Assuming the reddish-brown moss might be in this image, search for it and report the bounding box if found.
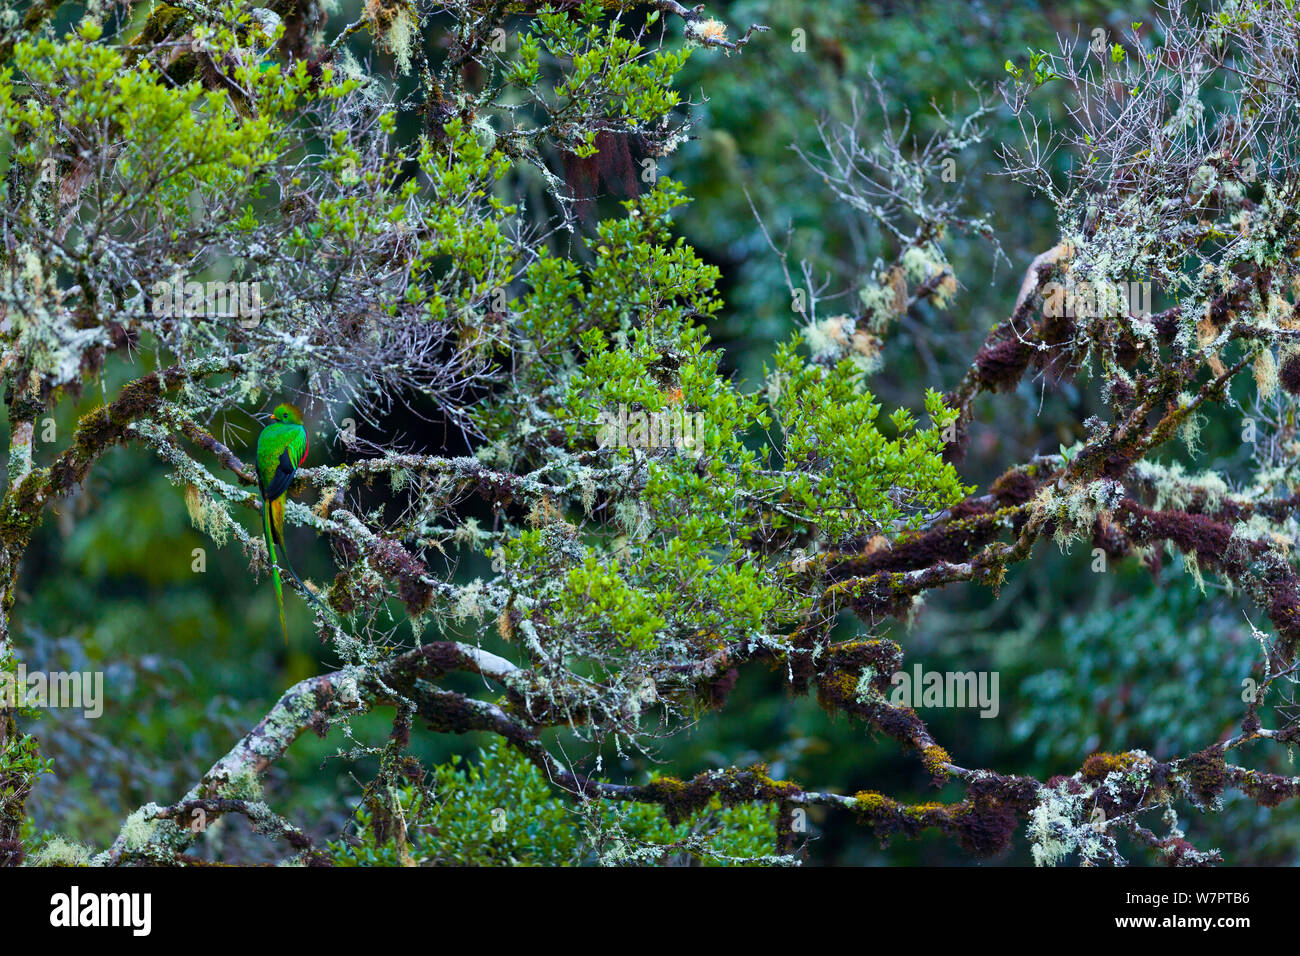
[698,667,739,708]
[1179,746,1227,807]
[990,468,1037,506]
[1280,352,1300,395]
[1107,375,1136,405]
[850,775,1034,859]
[1237,769,1300,808]
[973,337,1034,392]
[1117,500,1235,572]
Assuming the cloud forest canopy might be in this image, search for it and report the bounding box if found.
[2,0,1300,867]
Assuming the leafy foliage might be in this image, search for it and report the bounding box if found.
[328,738,779,866]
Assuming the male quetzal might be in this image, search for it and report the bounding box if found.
[256,402,313,641]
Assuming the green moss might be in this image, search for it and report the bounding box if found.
[215,765,264,802]
[0,467,50,549]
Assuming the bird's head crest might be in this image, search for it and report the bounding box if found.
[271,402,304,425]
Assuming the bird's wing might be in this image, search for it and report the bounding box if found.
[263,447,298,502]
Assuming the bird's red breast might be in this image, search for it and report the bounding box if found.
[298,431,309,467]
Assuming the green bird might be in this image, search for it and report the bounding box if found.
[256,402,313,642]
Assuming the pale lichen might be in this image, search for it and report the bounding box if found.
[25,836,95,867]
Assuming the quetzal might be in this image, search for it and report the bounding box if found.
[257,402,313,641]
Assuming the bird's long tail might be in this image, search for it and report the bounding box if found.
[276,546,324,611]
[263,498,288,643]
